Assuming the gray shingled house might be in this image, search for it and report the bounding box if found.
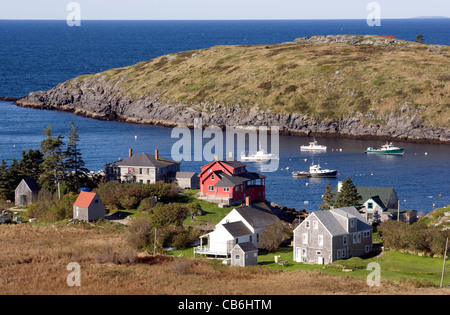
[73,191,105,222]
[15,178,40,206]
[176,172,200,189]
[231,242,258,266]
[293,207,373,265]
[105,149,180,184]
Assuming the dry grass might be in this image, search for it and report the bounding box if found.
[0,224,447,295]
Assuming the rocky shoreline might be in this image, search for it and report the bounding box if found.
[10,35,450,144]
[14,87,449,144]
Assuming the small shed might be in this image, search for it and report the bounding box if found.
[231,242,258,267]
[176,172,200,189]
[15,178,40,207]
[73,191,105,222]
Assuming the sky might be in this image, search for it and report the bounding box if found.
[0,0,449,20]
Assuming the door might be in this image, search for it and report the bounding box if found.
[295,247,302,262]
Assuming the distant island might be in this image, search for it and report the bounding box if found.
[15,34,450,144]
[411,16,450,19]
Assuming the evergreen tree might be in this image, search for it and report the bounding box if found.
[17,149,43,179]
[39,124,65,192]
[334,176,362,208]
[6,158,21,200]
[64,121,88,190]
[0,160,9,200]
[319,182,335,210]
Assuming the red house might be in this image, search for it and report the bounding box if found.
[198,160,266,205]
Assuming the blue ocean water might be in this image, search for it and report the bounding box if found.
[0,20,449,213]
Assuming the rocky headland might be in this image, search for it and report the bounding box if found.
[15,35,450,143]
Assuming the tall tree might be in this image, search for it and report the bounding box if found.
[39,124,65,192]
[334,176,362,209]
[0,160,9,200]
[320,182,335,210]
[17,149,43,180]
[64,121,88,190]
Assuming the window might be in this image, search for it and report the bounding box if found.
[367,202,373,209]
[302,233,308,244]
[235,186,239,191]
[305,221,310,229]
[337,249,342,259]
[342,249,346,258]
[313,221,318,229]
[235,255,240,260]
[343,235,347,246]
[363,231,371,238]
[365,245,371,253]
[318,235,323,246]
[223,188,230,192]
[353,232,361,244]
[211,174,215,180]
[350,219,355,228]
[208,185,214,191]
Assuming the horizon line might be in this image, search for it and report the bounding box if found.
[1,17,449,21]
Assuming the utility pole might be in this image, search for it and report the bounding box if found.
[154,228,157,256]
[441,237,449,288]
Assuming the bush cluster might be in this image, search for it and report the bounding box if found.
[378,220,450,256]
[94,181,178,210]
[27,191,78,222]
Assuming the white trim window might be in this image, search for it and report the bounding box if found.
[313,221,318,229]
[318,234,323,246]
[302,233,308,245]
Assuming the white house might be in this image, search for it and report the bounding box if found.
[194,200,280,258]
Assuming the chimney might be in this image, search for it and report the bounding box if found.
[228,152,233,159]
[214,155,219,161]
[155,149,159,160]
[129,148,133,157]
[245,196,251,207]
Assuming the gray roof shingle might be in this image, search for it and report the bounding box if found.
[108,153,180,168]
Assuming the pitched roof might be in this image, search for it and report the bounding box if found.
[235,203,280,229]
[21,178,40,192]
[108,153,180,168]
[233,241,258,252]
[73,191,98,208]
[310,207,371,236]
[223,221,253,237]
[213,171,266,187]
[176,172,198,179]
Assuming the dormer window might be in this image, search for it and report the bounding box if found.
[350,219,355,228]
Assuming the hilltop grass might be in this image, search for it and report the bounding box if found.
[71,36,450,128]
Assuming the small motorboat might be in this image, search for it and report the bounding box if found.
[292,171,311,178]
[309,164,337,178]
[365,142,404,155]
[300,139,327,151]
[241,149,277,162]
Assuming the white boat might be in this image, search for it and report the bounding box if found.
[309,164,337,178]
[300,139,327,151]
[240,149,277,162]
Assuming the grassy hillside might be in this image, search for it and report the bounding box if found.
[72,35,450,128]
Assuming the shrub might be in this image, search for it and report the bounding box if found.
[259,221,289,252]
[150,203,190,228]
[127,217,154,250]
